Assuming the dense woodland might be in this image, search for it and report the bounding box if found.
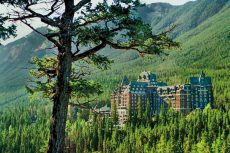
[0,103,229,153]
[0,0,230,152]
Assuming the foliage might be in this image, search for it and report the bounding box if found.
[0,1,178,151]
[0,103,229,153]
[1,1,229,110]
[0,0,229,152]
[0,16,16,44]
[89,1,230,110]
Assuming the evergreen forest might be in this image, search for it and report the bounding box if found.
[0,0,229,152]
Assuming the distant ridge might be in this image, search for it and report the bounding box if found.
[0,0,229,109]
[139,0,230,37]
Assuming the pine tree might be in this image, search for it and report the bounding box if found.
[145,97,151,124]
[137,95,142,123]
[0,1,177,152]
[156,135,166,153]
[196,133,211,153]
[127,100,132,125]
[111,100,118,126]
[0,15,16,44]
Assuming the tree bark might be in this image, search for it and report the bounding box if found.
[47,50,72,153]
[47,1,74,153]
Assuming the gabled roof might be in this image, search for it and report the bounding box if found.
[190,72,212,86]
[158,82,167,86]
[121,76,129,86]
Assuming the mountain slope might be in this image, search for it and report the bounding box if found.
[0,0,229,109]
[137,3,176,24]
[176,3,230,69]
[0,30,47,88]
[0,30,47,108]
[139,0,230,38]
[92,1,230,108]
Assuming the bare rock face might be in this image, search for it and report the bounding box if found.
[137,3,175,23]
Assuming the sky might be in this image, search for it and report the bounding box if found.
[0,0,194,45]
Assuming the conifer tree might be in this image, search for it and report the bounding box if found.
[137,95,142,122]
[145,97,151,124]
[156,135,166,153]
[1,0,178,152]
[127,100,132,125]
[196,134,211,153]
[111,100,118,126]
[0,16,16,44]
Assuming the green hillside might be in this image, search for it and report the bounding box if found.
[92,0,230,109]
[0,0,229,109]
[0,30,47,109]
[146,0,230,37]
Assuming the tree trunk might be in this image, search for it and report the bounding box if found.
[47,1,74,152]
[47,49,72,153]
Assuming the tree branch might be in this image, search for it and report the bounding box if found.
[74,16,108,29]
[7,2,61,28]
[24,2,61,27]
[105,40,141,51]
[46,0,61,17]
[69,98,101,115]
[73,0,91,12]
[73,41,106,61]
[20,20,61,48]
[71,71,91,80]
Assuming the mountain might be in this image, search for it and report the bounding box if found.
[142,0,230,37]
[0,0,229,109]
[137,3,176,24]
[94,0,230,108]
[0,29,48,108]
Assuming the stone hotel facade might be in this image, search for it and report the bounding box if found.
[111,71,213,125]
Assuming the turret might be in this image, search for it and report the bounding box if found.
[121,76,129,86]
[137,70,157,86]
